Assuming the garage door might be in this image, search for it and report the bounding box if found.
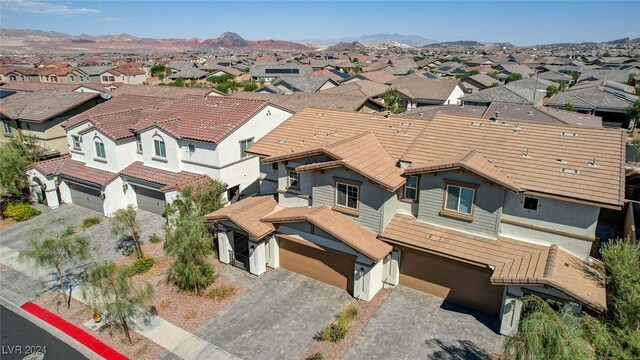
[399,248,504,315]
[68,182,103,213]
[135,186,166,215]
[279,236,355,293]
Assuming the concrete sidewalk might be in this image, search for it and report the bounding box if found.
[0,244,239,360]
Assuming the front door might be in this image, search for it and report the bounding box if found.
[230,232,250,270]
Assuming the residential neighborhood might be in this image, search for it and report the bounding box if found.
[1,1,640,360]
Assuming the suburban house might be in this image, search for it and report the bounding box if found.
[460,73,499,94]
[167,68,209,82]
[232,92,386,113]
[320,80,389,99]
[342,70,397,85]
[461,77,555,106]
[100,65,147,85]
[0,90,104,156]
[77,66,116,84]
[205,108,622,336]
[256,76,338,94]
[388,77,464,109]
[26,94,293,216]
[250,64,313,82]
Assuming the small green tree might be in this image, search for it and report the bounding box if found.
[626,99,640,127]
[383,88,401,113]
[0,135,45,201]
[83,263,154,344]
[19,222,89,308]
[546,85,559,97]
[503,296,593,360]
[627,73,637,86]
[558,81,567,92]
[488,71,499,79]
[569,71,580,81]
[506,73,523,83]
[111,205,144,259]
[599,240,640,330]
[603,51,612,57]
[564,103,576,112]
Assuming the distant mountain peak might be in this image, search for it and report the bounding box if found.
[218,32,245,42]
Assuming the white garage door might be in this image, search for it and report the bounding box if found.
[135,186,166,215]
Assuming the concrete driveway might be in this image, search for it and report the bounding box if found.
[345,286,503,360]
[0,203,165,263]
[192,268,353,360]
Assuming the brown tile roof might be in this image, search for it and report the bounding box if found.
[320,80,389,98]
[247,108,428,161]
[130,95,271,143]
[119,161,209,191]
[230,92,381,113]
[307,69,348,83]
[380,214,606,311]
[108,84,224,98]
[27,154,70,175]
[357,70,397,84]
[110,65,145,76]
[264,132,405,191]
[203,195,278,239]
[0,90,99,123]
[401,113,625,207]
[405,150,521,192]
[262,205,392,261]
[59,159,119,187]
[77,108,145,140]
[390,77,460,101]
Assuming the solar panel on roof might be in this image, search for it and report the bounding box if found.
[265,68,300,74]
[329,69,350,79]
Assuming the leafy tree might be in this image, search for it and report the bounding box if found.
[506,73,523,83]
[383,88,401,113]
[558,82,567,92]
[503,296,593,360]
[83,263,154,344]
[546,85,559,97]
[628,72,637,86]
[626,99,640,127]
[451,56,461,63]
[569,71,580,81]
[564,103,576,112]
[243,82,258,92]
[603,51,612,57]
[488,71,499,79]
[599,240,640,330]
[0,135,45,201]
[111,205,144,259]
[19,221,89,308]
[150,65,167,77]
[631,138,640,162]
[351,57,359,63]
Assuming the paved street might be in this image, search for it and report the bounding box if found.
[0,305,87,360]
[345,286,503,360]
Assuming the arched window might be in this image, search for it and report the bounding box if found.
[153,135,166,158]
[94,137,106,159]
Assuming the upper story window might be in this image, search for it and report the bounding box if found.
[287,169,299,190]
[94,138,106,159]
[403,175,419,200]
[154,136,166,158]
[188,143,196,153]
[135,134,143,153]
[271,162,278,171]
[2,121,12,135]
[240,137,254,158]
[71,135,81,150]
[523,196,539,211]
[335,181,359,210]
[443,181,477,218]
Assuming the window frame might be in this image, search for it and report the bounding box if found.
[523,196,539,211]
[71,135,81,150]
[94,138,106,159]
[287,168,300,190]
[271,162,278,171]
[153,137,167,158]
[135,134,143,153]
[239,137,254,159]
[440,179,478,221]
[402,175,419,201]
[2,121,12,135]
[333,177,361,215]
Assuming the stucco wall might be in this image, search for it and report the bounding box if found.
[140,128,181,172]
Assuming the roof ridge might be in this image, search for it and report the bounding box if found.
[325,130,374,149]
[543,244,559,278]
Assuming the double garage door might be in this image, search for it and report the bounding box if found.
[399,248,504,315]
[134,186,166,215]
[278,236,355,293]
[69,182,103,213]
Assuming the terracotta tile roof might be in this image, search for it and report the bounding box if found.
[401,113,625,207]
[264,132,405,191]
[203,195,278,239]
[77,108,145,140]
[110,65,145,76]
[405,150,521,192]
[59,159,119,187]
[380,214,606,311]
[308,69,348,83]
[320,80,388,98]
[109,84,223,98]
[231,92,381,113]
[130,95,271,143]
[390,77,460,101]
[119,161,209,191]
[247,108,428,161]
[27,154,70,175]
[262,205,392,261]
[0,90,99,122]
[357,70,397,84]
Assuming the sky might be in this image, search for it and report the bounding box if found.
[0,0,638,46]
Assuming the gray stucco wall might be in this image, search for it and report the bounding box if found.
[418,171,504,237]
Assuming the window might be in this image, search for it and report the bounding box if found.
[336,182,359,210]
[523,196,539,211]
[288,170,299,190]
[444,184,475,215]
[135,134,143,153]
[240,138,254,158]
[403,176,418,200]
[2,121,11,134]
[94,139,106,159]
[154,138,166,158]
[271,162,278,171]
[188,143,195,153]
[101,76,109,82]
[72,135,81,150]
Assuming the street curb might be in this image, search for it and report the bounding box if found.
[20,302,128,360]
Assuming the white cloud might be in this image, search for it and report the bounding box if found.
[1,0,100,15]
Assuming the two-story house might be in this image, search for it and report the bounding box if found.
[26,94,293,216]
[206,108,623,335]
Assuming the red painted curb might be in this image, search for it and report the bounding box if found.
[20,302,128,360]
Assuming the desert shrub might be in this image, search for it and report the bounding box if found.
[307,352,323,360]
[206,284,236,300]
[149,234,162,243]
[335,304,359,330]
[82,216,101,229]
[4,202,41,221]
[123,256,154,277]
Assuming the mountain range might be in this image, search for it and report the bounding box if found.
[301,33,438,47]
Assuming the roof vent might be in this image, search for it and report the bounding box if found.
[527,111,534,116]
[469,122,483,127]
[522,148,531,158]
[561,131,577,137]
[419,112,424,118]
[276,139,288,144]
[315,112,324,116]
[513,122,521,133]
[589,158,598,167]
[401,122,412,126]
[557,157,567,164]
[495,111,500,120]
[561,168,581,174]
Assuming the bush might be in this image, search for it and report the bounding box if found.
[82,216,101,229]
[307,352,323,360]
[206,284,236,300]
[149,234,162,243]
[4,202,41,221]
[317,304,358,343]
[123,256,154,277]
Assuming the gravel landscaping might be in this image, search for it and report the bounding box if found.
[302,288,393,360]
